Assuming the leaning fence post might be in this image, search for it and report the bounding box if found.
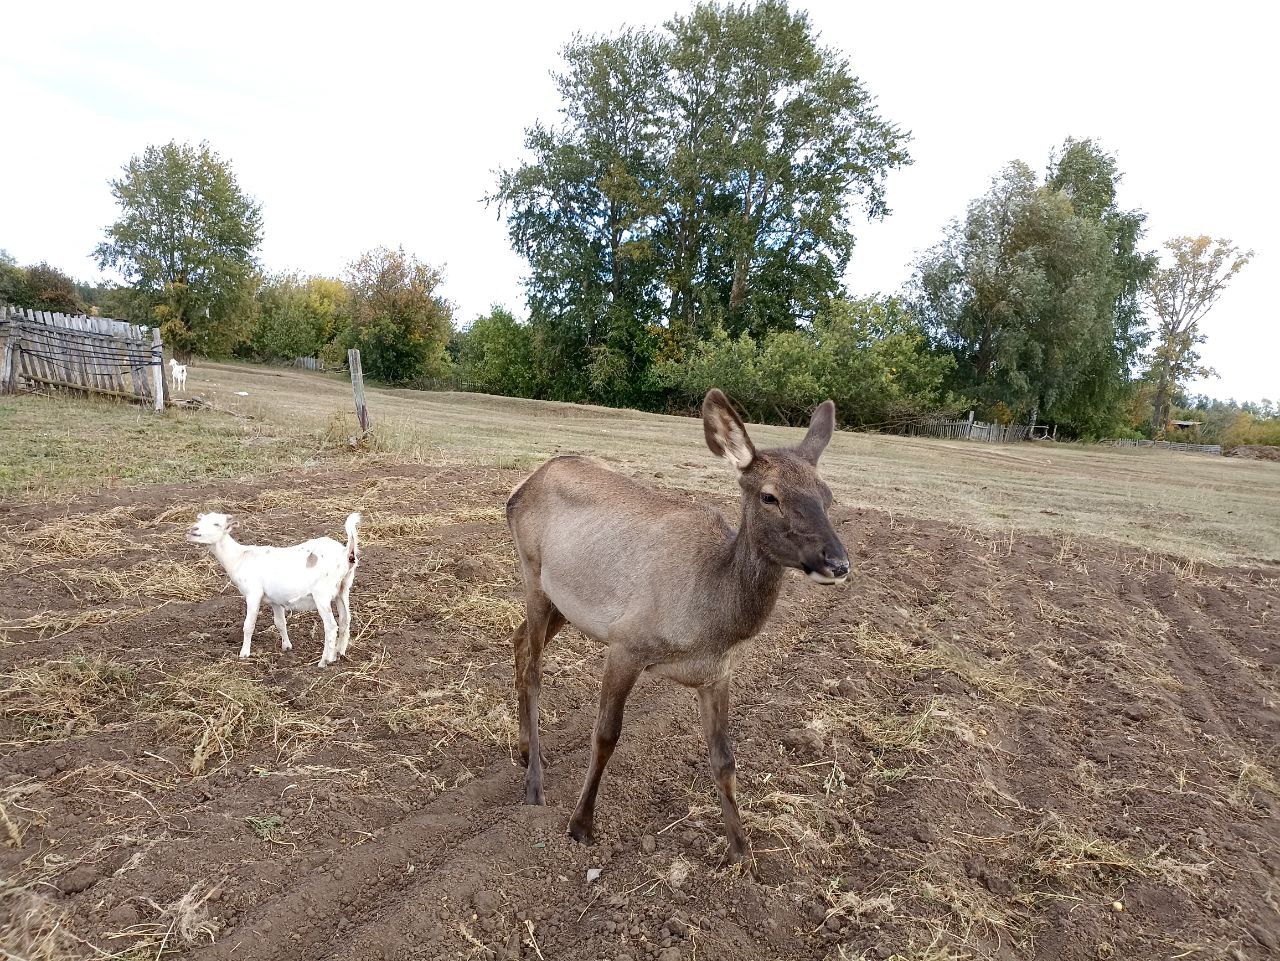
[348,348,372,435]
[2,309,21,393]
[150,328,165,411]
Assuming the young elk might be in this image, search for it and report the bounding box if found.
[186,512,361,666]
[506,388,848,866]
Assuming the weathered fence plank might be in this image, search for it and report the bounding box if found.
[0,304,165,408]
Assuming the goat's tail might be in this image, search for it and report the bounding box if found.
[344,512,362,565]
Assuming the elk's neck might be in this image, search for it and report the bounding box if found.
[720,503,785,640]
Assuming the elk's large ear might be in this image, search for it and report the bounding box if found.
[796,400,836,465]
[703,389,756,471]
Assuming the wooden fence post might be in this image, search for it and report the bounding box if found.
[150,328,165,411]
[966,409,975,440]
[348,348,371,434]
[2,310,21,393]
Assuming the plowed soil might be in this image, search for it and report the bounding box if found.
[1,462,1277,961]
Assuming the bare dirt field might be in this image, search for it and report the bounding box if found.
[1,367,1278,961]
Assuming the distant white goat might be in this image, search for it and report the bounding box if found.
[186,512,361,666]
[168,358,188,392]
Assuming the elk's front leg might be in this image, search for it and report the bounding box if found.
[698,676,753,868]
[568,649,641,844]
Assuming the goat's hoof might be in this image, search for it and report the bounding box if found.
[238,654,251,660]
[567,821,594,845]
[281,643,292,651]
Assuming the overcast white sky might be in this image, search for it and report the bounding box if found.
[2,1,1274,401]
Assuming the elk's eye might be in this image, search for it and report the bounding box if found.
[760,492,779,506]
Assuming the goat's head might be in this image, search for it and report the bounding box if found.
[186,512,234,544]
[703,388,849,584]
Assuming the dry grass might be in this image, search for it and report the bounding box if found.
[384,673,514,753]
[4,510,137,562]
[106,879,222,958]
[0,782,47,848]
[0,880,80,961]
[0,655,136,741]
[0,604,164,645]
[151,666,333,774]
[60,558,221,603]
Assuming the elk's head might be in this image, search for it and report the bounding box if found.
[703,388,849,584]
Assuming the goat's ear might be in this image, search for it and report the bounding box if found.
[796,400,836,465]
[703,389,756,471]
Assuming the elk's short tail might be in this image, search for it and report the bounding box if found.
[345,512,362,565]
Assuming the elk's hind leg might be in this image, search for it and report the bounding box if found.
[515,592,564,804]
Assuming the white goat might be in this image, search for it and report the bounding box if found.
[186,512,361,666]
[168,358,188,391]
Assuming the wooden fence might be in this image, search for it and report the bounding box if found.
[1,305,165,410]
[910,415,1031,444]
[294,356,325,371]
[1105,438,1223,456]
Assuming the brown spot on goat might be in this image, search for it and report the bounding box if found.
[306,553,318,568]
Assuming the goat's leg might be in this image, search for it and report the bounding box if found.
[336,573,353,657]
[520,593,564,805]
[271,605,292,651]
[314,595,339,667]
[568,650,642,844]
[239,592,262,659]
[698,677,752,867]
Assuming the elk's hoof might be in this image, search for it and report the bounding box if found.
[567,820,594,845]
[721,849,759,878]
[524,779,545,805]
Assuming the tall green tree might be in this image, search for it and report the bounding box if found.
[0,250,23,305]
[491,1,909,405]
[1145,235,1253,434]
[453,307,540,397]
[95,141,263,356]
[662,1,910,338]
[493,28,667,405]
[344,247,453,383]
[1043,138,1156,435]
[22,262,82,313]
[916,141,1154,436]
[252,273,348,361]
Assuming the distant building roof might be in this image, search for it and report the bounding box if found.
[1169,420,1203,428]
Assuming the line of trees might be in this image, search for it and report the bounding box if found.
[3,1,1267,442]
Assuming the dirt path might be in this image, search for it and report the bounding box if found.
[2,463,1277,960]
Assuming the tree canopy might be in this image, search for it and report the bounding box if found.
[914,139,1154,437]
[344,247,453,383]
[1144,236,1253,434]
[95,140,263,356]
[491,0,910,407]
